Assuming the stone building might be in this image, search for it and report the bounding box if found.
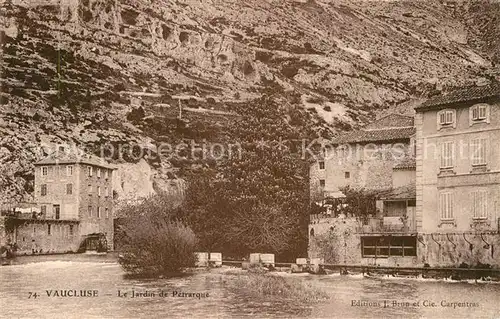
[309,113,418,266]
[310,113,415,203]
[414,83,500,266]
[5,149,115,254]
[309,83,500,268]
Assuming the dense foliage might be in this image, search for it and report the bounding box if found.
[181,95,319,261]
[116,195,197,277]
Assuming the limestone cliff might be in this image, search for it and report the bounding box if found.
[1,0,499,201]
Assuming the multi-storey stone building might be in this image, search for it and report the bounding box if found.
[309,113,418,265]
[309,83,500,268]
[6,149,115,254]
[310,113,415,202]
[414,83,500,266]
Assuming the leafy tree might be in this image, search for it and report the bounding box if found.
[337,186,384,221]
[116,194,196,277]
[182,94,317,261]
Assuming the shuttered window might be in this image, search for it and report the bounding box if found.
[472,190,487,219]
[471,104,488,121]
[440,141,454,168]
[439,192,454,220]
[471,138,487,166]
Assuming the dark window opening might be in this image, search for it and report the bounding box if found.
[54,205,60,220]
[310,228,315,237]
[69,225,74,236]
[345,172,350,179]
[361,236,416,258]
[319,179,325,187]
[41,184,47,196]
[47,224,51,235]
[319,161,325,170]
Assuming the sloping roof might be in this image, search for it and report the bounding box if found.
[331,127,415,145]
[35,150,114,169]
[416,83,500,110]
[331,112,415,145]
[393,156,416,170]
[381,184,416,200]
[363,113,414,130]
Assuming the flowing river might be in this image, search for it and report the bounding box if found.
[1,255,499,318]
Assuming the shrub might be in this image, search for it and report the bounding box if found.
[117,195,197,277]
[229,272,329,303]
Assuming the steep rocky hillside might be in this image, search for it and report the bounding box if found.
[0,0,499,202]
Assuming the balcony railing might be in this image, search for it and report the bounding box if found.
[357,216,416,234]
[1,211,78,222]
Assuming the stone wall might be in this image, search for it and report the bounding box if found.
[308,215,362,264]
[9,220,80,254]
[417,232,500,268]
[308,215,500,268]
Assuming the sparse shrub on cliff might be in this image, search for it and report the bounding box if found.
[126,106,145,122]
[116,194,197,277]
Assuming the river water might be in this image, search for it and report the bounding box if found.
[1,256,499,318]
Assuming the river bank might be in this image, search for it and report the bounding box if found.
[1,256,499,318]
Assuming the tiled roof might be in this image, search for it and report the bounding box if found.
[363,113,414,130]
[416,83,500,110]
[331,127,415,145]
[35,150,114,169]
[380,185,416,200]
[393,157,416,170]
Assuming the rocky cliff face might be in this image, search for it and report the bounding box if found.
[0,0,499,202]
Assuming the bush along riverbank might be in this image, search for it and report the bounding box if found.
[221,269,329,304]
[116,195,197,278]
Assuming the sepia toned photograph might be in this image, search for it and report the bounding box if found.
[0,0,499,318]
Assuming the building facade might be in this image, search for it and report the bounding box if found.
[310,113,415,202]
[309,113,419,266]
[5,149,115,254]
[309,84,500,268]
[413,84,500,266]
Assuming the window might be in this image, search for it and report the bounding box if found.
[440,141,454,169]
[361,236,416,258]
[42,166,48,176]
[105,208,109,219]
[48,224,51,235]
[97,168,101,178]
[88,206,93,218]
[66,165,73,176]
[40,205,46,216]
[439,192,454,220]
[54,205,60,220]
[437,109,456,129]
[66,183,73,195]
[88,185,92,195]
[471,138,487,166]
[69,225,74,236]
[345,172,350,179]
[470,103,489,124]
[88,166,93,177]
[319,179,325,187]
[97,207,101,218]
[319,161,325,170]
[97,186,101,197]
[104,169,109,179]
[472,190,487,219]
[41,184,47,196]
